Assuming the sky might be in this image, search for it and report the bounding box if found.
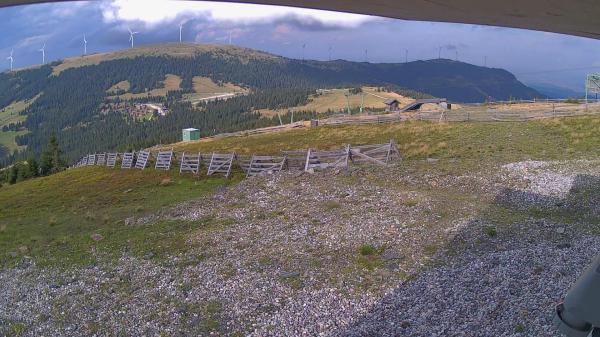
[2,0,600,92]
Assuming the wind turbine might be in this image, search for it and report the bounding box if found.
[39,44,45,64]
[179,23,183,43]
[228,31,232,45]
[128,28,139,48]
[83,34,88,55]
[302,43,306,61]
[7,49,13,71]
[328,45,332,61]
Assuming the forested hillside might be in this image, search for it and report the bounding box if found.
[0,43,542,166]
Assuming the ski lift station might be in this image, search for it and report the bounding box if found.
[182,128,200,142]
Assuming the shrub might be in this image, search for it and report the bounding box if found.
[359,244,376,256]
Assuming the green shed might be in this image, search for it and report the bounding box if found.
[182,128,200,142]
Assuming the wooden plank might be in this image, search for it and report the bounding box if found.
[87,154,96,166]
[235,154,252,174]
[155,149,173,170]
[179,152,201,174]
[246,155,286,177]
[305,147,349,171]
[135,151,150,170]
[121,152,135,169]
[96,153,106,166]
[207,153,234,177]
[106,153,118,168]
[349,148,387,166]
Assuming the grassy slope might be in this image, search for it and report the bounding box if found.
[3,116,600,268]
[51,43,280,75]
[0,130,27,152]
[168,116,600,163]
[258,87,411,116]
[0,96,38,151]
[0,167,238,267]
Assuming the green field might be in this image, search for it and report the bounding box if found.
[0,96,37,152]
[0,167,238,268]
[0,130,27,153]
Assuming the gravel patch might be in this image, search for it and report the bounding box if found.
[341,236,599,337]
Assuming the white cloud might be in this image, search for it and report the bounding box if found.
[101,0,373,27]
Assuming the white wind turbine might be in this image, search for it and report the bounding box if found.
[128,28,139,48]
[7,49,14,71]
[179,23,183,43]
[83,34,88,55]
[39,44,46,64]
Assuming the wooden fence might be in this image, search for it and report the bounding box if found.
[135,151,150,170]
[73,140,400,179]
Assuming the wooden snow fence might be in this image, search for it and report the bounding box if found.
[87,154,96,166]
[179,152,201,174]
[304,146,350,171]
[207,153,235,177]
[106,153,118,168]
[121,152,135,169]
[96,153,106,166]
[155,150,174,170]
[349,140,400,165]
[135,151,150,169]
[235,154,252,175]
[281,150,307,170]
[246,155,287,177]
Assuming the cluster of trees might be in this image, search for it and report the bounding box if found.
[0,135,64,185]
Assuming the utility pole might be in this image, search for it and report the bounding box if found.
[345,92,351,115]
[360,92,364,113]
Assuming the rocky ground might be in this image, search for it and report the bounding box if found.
[1,159,599,336]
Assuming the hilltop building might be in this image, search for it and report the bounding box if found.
[182,128,200,142]
[384,99,401,112]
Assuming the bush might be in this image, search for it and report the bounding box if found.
[359,244,377,256]
[485,226,497,237]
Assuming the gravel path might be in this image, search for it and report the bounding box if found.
[341,236,598,337]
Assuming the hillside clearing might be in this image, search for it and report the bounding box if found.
[183,76,248,104]
[258,87,411,116]
[0,96,38,127]
[108,74,182,100]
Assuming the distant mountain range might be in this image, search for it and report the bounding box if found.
[0,43,543,164]
[526,82,584,99]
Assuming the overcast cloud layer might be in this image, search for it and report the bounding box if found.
[2,0,600,91]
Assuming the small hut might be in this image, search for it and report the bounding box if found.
[182,128,200,142]
[384,99,400,112]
